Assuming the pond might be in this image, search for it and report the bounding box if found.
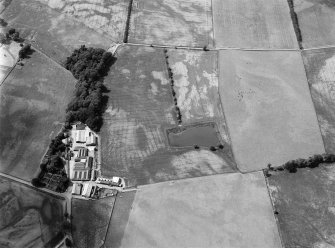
[167,124,220,147]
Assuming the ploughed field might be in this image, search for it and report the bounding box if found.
[129,0,213,47]
[72,197,116,248]
[212,0,298,49]
[302,48,335,154]
[100,45,236,185]
[1,0,112,63]
[34,0,130,43]
[268,165,335,248]
[0,50,75,181]
[219,50,324,172]
[0,176,65,248]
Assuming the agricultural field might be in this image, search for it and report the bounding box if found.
[71,197,116,248]
[0,41,20,83]
[34,0,130,43]
[303,48,335,154]
[219,50,324,172]
[2,0,112,63]
[212,0,298,49]
[113,172,282,248]
[0,50,75,181]
[268,165,335,247]
[0,176,65,248]
[104,191,136,248]
[294,0,335,48]
[100,45,236,185]
[166,49,235,161]
[128,0,213,47]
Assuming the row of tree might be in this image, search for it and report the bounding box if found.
[164,49,182,124]
[267,153,335,174]
[64,45,115,132]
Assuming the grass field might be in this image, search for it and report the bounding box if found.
[303,48,335,154]
[100,45,236,185]
[35,0,129,43]
[72,197,116,248]
[2,0,112,63]
[0,176,65,248]
[128,0,213,47]
[219,50,324,172]
[0,50,75,181]
[212,0,298,49]
[295,0,335,48]
[268,165,335,247]
[115,173,281,248]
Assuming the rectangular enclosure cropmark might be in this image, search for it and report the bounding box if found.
[219,50,324,172]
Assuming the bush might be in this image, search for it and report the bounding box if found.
[0,18,7,27]
[209,146,216,151]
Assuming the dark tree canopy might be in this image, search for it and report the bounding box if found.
[18,44,31,59]
[64,45,115,132]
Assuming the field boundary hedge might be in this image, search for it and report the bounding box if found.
[265,153,335,175]
[287,0,303,49]
[164,49,182,124]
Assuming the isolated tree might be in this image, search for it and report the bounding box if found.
[65,238,73,247]
[0,18,7,27]
[18,44,31,59]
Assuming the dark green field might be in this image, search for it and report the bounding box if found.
[0,50,75,181]
[72,197,116,248]
[268,165,335,247]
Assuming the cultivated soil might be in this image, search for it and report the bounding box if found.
[71,197,116,248]
[128,0,213,47]
[212,0,298,49]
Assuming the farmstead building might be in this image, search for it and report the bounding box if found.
[69,123,97,181]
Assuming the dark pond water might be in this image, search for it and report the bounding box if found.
[168,125,220,147]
